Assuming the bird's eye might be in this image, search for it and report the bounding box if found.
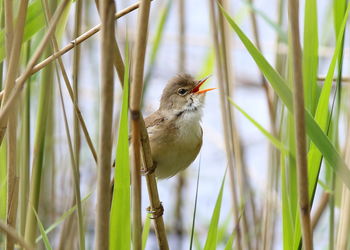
[177,88,187,96]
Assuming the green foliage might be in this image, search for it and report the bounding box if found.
[109,42,131,250]
[220,5,350,190]
[203,172,226,250]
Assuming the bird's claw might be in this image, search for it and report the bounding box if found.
[146,203,164,219]
[141,162,157,176]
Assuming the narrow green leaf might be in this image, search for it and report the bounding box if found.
[303,0,318,113]
[203,172,226,250]
[281,151,294,250]
[228,97,289,155]
[35,192,92,243]
[223,232,235,250]
[0,142,6,221]
[0,0,45,61]
[142,216,151,250]
[109,42,131,250]
[32,207,52,250]
[293,3,350,249]
[243,0,287,43]
[220,5,350,189]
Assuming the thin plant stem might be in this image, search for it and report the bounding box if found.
[140,118,169,249]
[311,192,329,230]
[0,221,34,250]
[208,1,242,249]
[94,0,116,249]
[288,0,313,249]
[0,0,70,145]
[174,0,186,246]
[130,1,152,249]
[2,1,29,249]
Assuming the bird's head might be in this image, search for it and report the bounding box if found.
[159,74,215,116]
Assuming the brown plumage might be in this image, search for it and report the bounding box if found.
[145,74,213,179]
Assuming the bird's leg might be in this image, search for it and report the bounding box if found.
[141,161,157,176]
[146,202,164,219]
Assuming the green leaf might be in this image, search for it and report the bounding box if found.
[32,207,52,250]
[203,171,226,250]
[303,0,318,113]
[0,0,45,61]
[220,5,350,189]
[36,192,92,243]
[142,216,151,250]
[243,0,287,43]
[109,41,131,250]
[293,3,350,249]
[228,97,290,155]
[0,142,6,221]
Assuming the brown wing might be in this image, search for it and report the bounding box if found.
[145,111,166,128]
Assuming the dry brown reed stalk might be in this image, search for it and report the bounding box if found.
[288,0,313,249]
[0,1,145,104]
[217,2,255,248]
[0,221,34,250]
[73,0,83,174]
[31,1,141,79]
[130,1,152,249]
[94,0,125,84]
[140,118,169,249]
[94,0,116,249]
[208,1,242,249]
[41,0,86,248]
[311,192,329,230]
[0,0,70,145]
[174,0,186,246]
[2,1,29,249]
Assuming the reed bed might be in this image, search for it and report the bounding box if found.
[1,0,350,250]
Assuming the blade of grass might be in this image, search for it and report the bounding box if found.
[303,0,318,114]
[203,171,226,250]
[189,157,201,250]
[142,216,151,250]
[242,0,287,43]
[109,41,131,250]
[32,207,52,250]
[293,4,350,249]
[220,6,350,188]
[35,192,92,243]
[228,97,290,155]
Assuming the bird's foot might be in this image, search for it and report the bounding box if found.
[141,161,157,176]
[146,203,164,219]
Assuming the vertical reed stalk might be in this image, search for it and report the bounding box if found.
[19,42,31,237]
[174,0,186,246]
[2,1,28,249]
[130,1,152,249]
[94,0,125,84]
[288,0,313,249]
[0,0,70,145]
[24,48,53,245]
[73,0,82,180]
[140,118,169,249]
[209,1,245,249]
[94,0,116,249]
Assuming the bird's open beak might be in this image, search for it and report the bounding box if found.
[191,75,216,94]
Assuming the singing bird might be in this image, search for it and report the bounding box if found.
[145,74,215,179]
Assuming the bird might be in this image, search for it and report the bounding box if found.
[145,73,215,179]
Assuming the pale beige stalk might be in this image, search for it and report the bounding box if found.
[130,1,152,249]
[208,1,243,249]
[0,0,70,145]
[2,1,29,249]
[288,0,313,249]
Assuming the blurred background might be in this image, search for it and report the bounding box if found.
[1,0,349,249]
